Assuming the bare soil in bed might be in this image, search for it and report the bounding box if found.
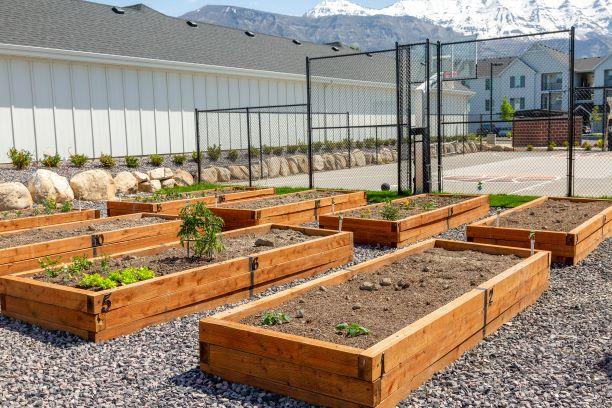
[241,248,520,349]
[0,217,169,249]
[340,195,468,220]
[32,228,315,289]
[123,187,245,203]
[498,199,611,232]
[224,191,343,210]
[0,206,75,221]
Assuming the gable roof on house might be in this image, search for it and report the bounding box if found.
[575,56,605,72]
[476,57,515,78]
[0,0,354,75]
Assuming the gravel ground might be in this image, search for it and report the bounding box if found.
[0,215,610,407]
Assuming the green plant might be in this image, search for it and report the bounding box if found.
[78,273,117,290]
[7,148,32,169]
[70,153,88,167]
[597,139,604,150]
[172,154,187,166]
[297,143,308,154]
[584,142,592,151]
[354,140,364,149]
[149,154,164,166]
[108,266,155,286]
[562,140,569,148]
[286,145,299,154]
[272,146,284,156]
[261,311,291,326]
[547,141,557,151]
[99,154,116,168]
[207,145,221,161]
[249,147,260,158]
[387,138,397,147]
[574,140,580,147]
[312,141,323,153]
[500,97,515,121]
[363,138,376,149]
[262,145,273,155]
[591,105,602,125]
[68,255,93,274]
[178,202,225,259]
[43,198,57,214]
[61,201,73,213]
[421,201,435,211]
[39,256,64,278]
[380,200,400,221]
[125,155,140,168]
[526,144,533,151]
[477,181,484,192]
[323,140,335,151]
[226,149,239,162]
[100,256,111,273]
[335,322,370,337]
[192,151,200,163]
[41,153,61,168]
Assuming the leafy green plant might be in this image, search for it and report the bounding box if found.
[547,141,557,151]
[78,273,117,290]
[262,145,273,155]
[125,155,140,168]
[68,255,93,274]
[312,141,323,153]
[597,139,604,150]
[562,140,569,148]
[192,151,200,163]
[526,144,533,152]
[272,146,284,156]
[261,311,291,326]
[100,256,111,273]
[39,256,64,278]
[323,140,335,151]
[584,142,592,151]
[477,181,484,192]
[354,140,364,149]
[226,149,239,162]
[387,138,397,147]
[297,143,308,154]
[70,153,88,167]
[335,322,370,337]
[421,201,436,211]
[207,145,221,161]
[286,145,299,154]
[363,138,376,149]
[7,148,32,169]
[43,198,57,214]
[61,202,73,213]
[178,202,225,259]
[380,200,400,221]
[41,153,61,168]
[500,97,515,121]
[172,154,187,166]
[108,266,155,286]
[249,147,260,158]
[149,154,164,166]
[99,154,116,168]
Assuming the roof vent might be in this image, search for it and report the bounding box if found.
[292,39,302,45]
[366,53,373,57]
[245,31,255,38]
[331,46,340,52]
[111,6,125,14]
[187,20,198,27]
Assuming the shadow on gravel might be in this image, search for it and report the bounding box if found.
[597,352,612,379]
[0,315,85,349]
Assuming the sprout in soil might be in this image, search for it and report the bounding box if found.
[261,311,291,326]
[178,202,225,259]
[380,200,400,221]
[335,322,370,338]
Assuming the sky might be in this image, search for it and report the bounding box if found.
[93,0,395,17]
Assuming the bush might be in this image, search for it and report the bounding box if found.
[547,141,557,151]
[286,145,299,154]
[149,154,164,166]
[207,145,221,161]
[583,142,592,151]
[323,140,335,151]
[297,143,308,154]
[262,145,273,155]
[226,149,239,162]
[70,153,88,167]
[526,144,533,151]
[363,138,376,149]
[597,139,604,150]
[249,147,260,158]
[562,140,569,148]
[312,141,323,153]
[192,151,200,163]
[172,154,187,166]
[125,156,140,168]
[387,138,397,147]
[41,153,61,168]
[272,146,284,156]
[99,154,116,168]
[574,140,580,147]
[7,148,32,169]
[354,140,364,149]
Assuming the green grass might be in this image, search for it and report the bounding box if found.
[365,190,412,203]
[274,187,310,195]
[488,194,539,208]
[159,183,220,195]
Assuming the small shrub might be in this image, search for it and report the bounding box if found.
[149,154,164,166]
[99,154,116,168]
[226,149,239,162]
[382,139,391,147]
[272,146,284,156]
[547,141,556,151]
[597,139,604,150]
[172,154,187,166]
[323,140,335,151]
[286,145,299,154]
[312,141,323,153]
[41,153,61,168]
[108,266,155,286]
[61,202,73,213]
[178,202,225,259]
[78,273,117,290]
[363,138,376,149]
[262,145,273,155]
[380,201,400,221]
[335,322,370,337]
[297,143,308,154]
[562,140,569,148]
[526,144,533,151]
[583,142,592,151]
[354,140,364,149]
[192,151,200,163]
[574,140,580,147]
[207,145,221,161]
[7,148,32,169]
[261,311,291,326]
[70,153,88,167]
[249,147,260,158]
[125,155,140,168]
[387,138,397,147]
[43,198,57,214]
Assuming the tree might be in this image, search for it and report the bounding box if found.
[500,97,515,121]
[591,106,602,126]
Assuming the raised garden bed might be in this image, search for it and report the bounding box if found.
[106,186,275,216]
[467,196,611,265]
[0,213,179,276]
[319,194,489,247]
[0,209,100,233]
[199,239,550,407]
[0,224,353,342]
[210,190,367,230]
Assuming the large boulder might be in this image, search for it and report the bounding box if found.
[200,167,217,184]
[70,170,116,201]
[279,158,291,177]
[352,150,366,167]
[139,179,161,193]
[114,171,138,195]
[250,163,268,179]
[286,157,300,174]
[213,166,231,182]
[132,171,149,183]
[364,152,374,165]
[312,155,325,171]
[293,155,309,173]
[378,148,393,164]
[264,157,281,178]
[148,167,174,181]
[334,153,347,169]
[228,165,249,180]
[161,178,176,188]
[173,169,194,186]
[322,154,336,170]
[0,182,33,211]
[468,141,478,153]
[28,169,74,203]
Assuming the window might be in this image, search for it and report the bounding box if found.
[485,79,491,90]
[542,73,562,91]
[485,99,492,112]
[541,92,563,110]
[510,98,525,110]
[605,69,612,87]
[510,75,525,88]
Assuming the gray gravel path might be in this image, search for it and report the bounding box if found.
[0,218,609,407]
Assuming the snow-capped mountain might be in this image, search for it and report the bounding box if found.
[305,0,612,40]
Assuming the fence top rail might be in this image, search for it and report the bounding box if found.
[308,41,428,62]
[440,29,571,46]
[196,103,307,114]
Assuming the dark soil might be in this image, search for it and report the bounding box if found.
[241,248,521,349]
[225,191,345,210]
[498,199,611,232]
[32,228,316,289]
[341,196,468,220]
[0,217,169,249]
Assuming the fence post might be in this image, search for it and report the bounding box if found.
[246,107,253,187]
[395,43,403,193]
[346,112,352,168]
[258,112,264,179]
[194,109,201,184]
[605,87,610,151]
[306,57,314,189]
[436,41,443,192]
[424,39,431,193]
[567,27,575,197]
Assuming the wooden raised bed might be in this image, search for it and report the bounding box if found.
[199,239,550,407]
[0,209,100,233]
[320,194,489,247]
[211,190,368,230]
[0,213,179,276]
[0,224,353,342]
[467,196,611,265]
[106,187,275,216]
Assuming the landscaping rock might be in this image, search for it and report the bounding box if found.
[227,165,249,180]
[173,169,194,186]
[380,277,393,287]
[148,167,174,181]
[70,170,115,201]
[213,167,231,183]
[254,238,274,247]
[200,167,218,184]
[28,169,74,203]
[359,281,375,291]
[292,155,309,173]
[250,163,268,179]
[334,153,347,169]
[468,141,478,153]
[322,154,336,170]
[352,150,366,167]
[161,178,176,188]
[364,152,374,165]
[312,154,325,171]
[132,171,149,183]
[0,182,32,211]
[264,157,281,177]
[114,171,138,195]
[295,309,304,319]
[352,304,362,310]
[286,157,300,174]
[278,158,291,177]
[139,180,161,193]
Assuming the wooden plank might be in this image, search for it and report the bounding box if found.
[1,309,92,340]
[0,275,90,312]
[0,209,100,233]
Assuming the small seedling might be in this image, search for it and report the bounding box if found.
[125,155,140,168]
[108,266,155,286]
[149,154,164,166]
[39,256,64,278]
[261,311,291,326]
[43,198,57,214]
[421,201,436,211]
[68,255,93,275]
[380,200,400,221]
[61,202,73,213]
[335,322,370,338]
[78,273,117,290]
[70,153,88,167]
[41,153,61,168]
[178,202,225,259]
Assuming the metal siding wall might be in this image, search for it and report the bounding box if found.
[31,61,56,157]
[51,62,75,158]
[89,65,112,156]
[138,70,157,155]
[71,64,94,157]
[107,67,127,156]
[167,72,184,154]
[153,71,171,154]
[181,73,196,152]
[0,59,13,157]
[10,60,36,153]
